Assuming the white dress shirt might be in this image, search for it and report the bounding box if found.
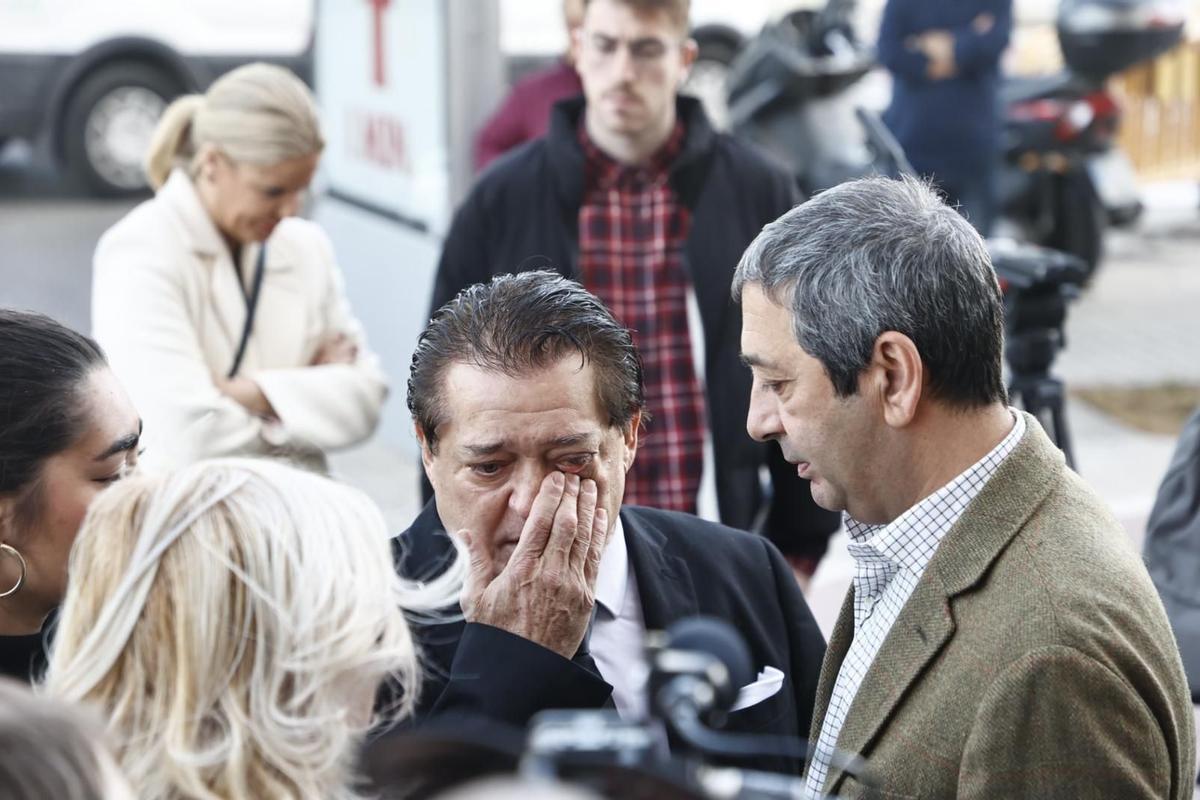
[589,517,652,720]
[804,411,1025,797]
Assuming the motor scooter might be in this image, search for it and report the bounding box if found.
[724,0,912,200]
[999,0,1185,279]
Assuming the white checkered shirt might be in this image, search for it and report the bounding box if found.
[803,411,1025,798]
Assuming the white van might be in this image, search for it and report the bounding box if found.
[0,0,313,194]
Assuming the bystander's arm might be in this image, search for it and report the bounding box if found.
[877,0,932,83]
[950,0,1013,78]
[250,225,388,451]
[214,375,276,418]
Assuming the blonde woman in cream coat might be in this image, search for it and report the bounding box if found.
[92,63,385,471]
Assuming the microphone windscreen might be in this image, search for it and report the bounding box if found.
[664,616,755,709]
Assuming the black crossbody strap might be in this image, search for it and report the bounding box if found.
[227,244,267,379]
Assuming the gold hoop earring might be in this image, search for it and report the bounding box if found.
[0,543,27,598]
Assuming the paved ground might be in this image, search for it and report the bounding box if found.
[1058,182,1200,389]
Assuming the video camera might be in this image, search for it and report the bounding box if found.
[988,238,1087,466]
[368,617,871,799]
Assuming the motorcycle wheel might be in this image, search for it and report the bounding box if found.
[1048,170,1106,281]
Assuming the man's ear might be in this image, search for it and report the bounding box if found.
[679,37,699,80]
[414,422,436,474]
[865,331,923,429]
[195,144,222,182]
[622,411,642,472]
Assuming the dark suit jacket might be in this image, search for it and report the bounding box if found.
[395,499,827,775]
[808,415,1196,799]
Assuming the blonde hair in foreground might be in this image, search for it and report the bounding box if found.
[143,61,323,189]
[44,458,464,800]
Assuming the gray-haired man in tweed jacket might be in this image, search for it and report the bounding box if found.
[734,175,1195,799]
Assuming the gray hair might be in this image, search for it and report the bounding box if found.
[732,175,1006,408]
[0,677,110,800]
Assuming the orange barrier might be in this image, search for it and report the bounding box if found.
[1113,41,1200,181]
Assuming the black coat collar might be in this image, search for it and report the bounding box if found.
[618,506,699,633]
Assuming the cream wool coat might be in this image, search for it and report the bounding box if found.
[92,169,387,471]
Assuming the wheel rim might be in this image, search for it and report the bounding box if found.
[683,60,731,131]
[83,86,167,190]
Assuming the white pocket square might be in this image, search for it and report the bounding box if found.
[731,665,785,712]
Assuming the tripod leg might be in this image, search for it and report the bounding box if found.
[1050,398,1076,470]
[1011,376,1076,470]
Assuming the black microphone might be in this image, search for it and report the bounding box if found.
[651,615,874,798]
[658,616,755,715]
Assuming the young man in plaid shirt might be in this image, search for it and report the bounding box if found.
[430,0,838,572]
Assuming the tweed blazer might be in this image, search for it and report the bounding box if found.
[810,414,1195,799]
[92,169,387,471]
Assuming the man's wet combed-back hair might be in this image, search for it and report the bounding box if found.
[407,271,645,452]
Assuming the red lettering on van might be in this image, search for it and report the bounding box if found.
[347,110,410,173]
[368,0,391,86]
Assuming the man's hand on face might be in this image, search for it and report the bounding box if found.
[459,472,610,659]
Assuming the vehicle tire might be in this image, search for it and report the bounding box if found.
[1049,169,1106,281]
[61,61,182,196]
[684,31,741,131]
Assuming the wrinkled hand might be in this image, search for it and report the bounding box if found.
[311,332,358,366]
[459,472,610,659]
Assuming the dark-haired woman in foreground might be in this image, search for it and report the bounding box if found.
[0,309,140,679]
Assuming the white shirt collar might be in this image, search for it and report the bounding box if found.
[594,515,628,618]
[841,409,1025,624]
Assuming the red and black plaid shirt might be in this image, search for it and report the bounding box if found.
[578,121,706,513]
